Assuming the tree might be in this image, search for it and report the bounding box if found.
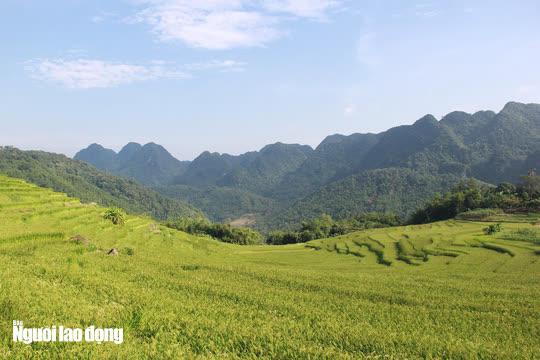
[484,223,502,235]
[103,207,126,225]
[520,175,540,200]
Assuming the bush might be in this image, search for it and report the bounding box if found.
[483,223,502,235]
[267,231,301,245]
[227,227,263,245]
[165,218,263,245]
[103,207,126,225]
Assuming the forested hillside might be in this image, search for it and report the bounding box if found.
[0,147,203,220]
[154,184,278,223]
[270,133,380,202]
[75,102,540,228]
[268,168,461,229]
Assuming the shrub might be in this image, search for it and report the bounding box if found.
[483,223,502,235]
[227,227,263,245]
[266,231,301,245]
[103,207,126,225]
[165,218,263,245]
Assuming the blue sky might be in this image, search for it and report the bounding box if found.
[1,0,539,160]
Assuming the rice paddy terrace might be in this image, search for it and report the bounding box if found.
[0,175,539,359]
[306,216,540,269]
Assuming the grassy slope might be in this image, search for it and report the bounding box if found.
[0,175,539,359]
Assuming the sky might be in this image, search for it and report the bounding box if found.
[1,0,539,160]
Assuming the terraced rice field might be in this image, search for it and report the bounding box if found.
[306,220,538,269]
[0,175,539,359]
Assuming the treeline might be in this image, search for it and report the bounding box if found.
[409,175,540,224]
[266,213,400,245]
[165,218,264,245]
[165,212,400,245]
[164,175,540,246]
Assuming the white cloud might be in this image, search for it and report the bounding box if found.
[185,59,247,71]
[128,0,342,49]
[131,2,278,49]
[25,58,247,89]
[262,0,341,19]
[25,59,189,89]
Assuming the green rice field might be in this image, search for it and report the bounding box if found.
[0,175,539,359]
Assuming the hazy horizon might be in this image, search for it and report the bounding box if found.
[1,1,539,159]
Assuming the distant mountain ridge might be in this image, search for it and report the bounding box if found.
[270,133,380,202]
[75,142,190,186]
[181,142,314,195]
[74,101,540,229]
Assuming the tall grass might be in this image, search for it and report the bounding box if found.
[504,228,540,245]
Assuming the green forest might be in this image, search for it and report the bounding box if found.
[0,146,202,220]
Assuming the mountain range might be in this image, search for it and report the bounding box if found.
[74,101,540,229]
[75,142,190,186]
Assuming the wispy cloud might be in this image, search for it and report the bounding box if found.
[344,104,356,116]
[128,0,342,50]
[415,10,438,17]
[25,59,182,89]
[185,59,247,72]
[262,0,341,20]
[414,2,439,18]
[25,58,246,89]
